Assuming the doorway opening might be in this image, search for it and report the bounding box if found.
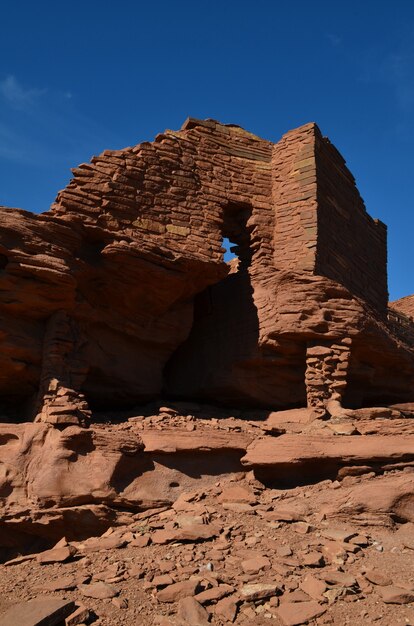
[163,202,266,407]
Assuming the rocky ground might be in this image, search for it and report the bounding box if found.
[1,404,414,626]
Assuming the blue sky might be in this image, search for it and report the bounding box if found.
[1,1,413,301]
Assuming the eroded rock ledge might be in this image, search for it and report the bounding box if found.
[1,403,414,555]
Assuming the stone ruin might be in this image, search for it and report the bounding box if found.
[1,118,414,553]
[1,118,414,424]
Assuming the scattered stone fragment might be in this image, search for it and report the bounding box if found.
[324,588,345,604]
[321,571,357,587]
[349,534,369,546]
[36,545,77,564]
[327,422,358,435]
[293,522,311,534]
[130,534,151,547]
[277,545,293,557]
[222,502,255,513]
[260,508,304,522]
[321,541,347,565]
[280,590,311,603]
[276,600,327,626]
[112,597,129,609]
[4,554,36,566]
[0,597,75,626]
[300,551,324,567]
[152,524,219,544]
[195,584,234,604]
[242,606,257,620]
[241,556,271,574]
[79,581,119,599]
[152,574,175,588]
[364,569,393,586]
[214,596,238,622]
[65,604,90,626]
[239,583,281,601]
[81,535,127,552]
[300,575,327,600]
[379,586,414,604]
[153,616,175,626]
[356,575,373,594]
[218,485,256,504]
[36,575,78,592]
[157,579,200,603]
[320,528,357,542]
[177,596,210,626]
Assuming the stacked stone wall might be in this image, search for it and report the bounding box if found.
[1,117,408,417]
[314,131,388,315]
[305,339,351,411]
[272,123,318,273]
[51,119,274,278]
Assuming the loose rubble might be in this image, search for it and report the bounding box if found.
[1,415,413,625]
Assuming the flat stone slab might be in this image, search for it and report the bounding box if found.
[142,429,252,453]
[241,434,414,467]
[276,600,327,625]
[0,597,75,626]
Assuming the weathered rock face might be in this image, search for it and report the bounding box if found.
[2,406,414,555]
[392,295,414,318]
[1,118,414,553]
[1,118,413,423]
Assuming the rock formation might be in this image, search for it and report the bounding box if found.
[1,118,413,425]
[1,118,414,564]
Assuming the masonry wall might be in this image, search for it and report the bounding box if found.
[51,118,274,274]
[314,130,388,315]
[272,123,319,273]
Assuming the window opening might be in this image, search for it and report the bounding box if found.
[222,237,238,263]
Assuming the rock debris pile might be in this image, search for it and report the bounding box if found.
[1,448,414,625]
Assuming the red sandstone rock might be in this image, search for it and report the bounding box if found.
[81,535,127,552]
[0,597,75,626]
[217,485,256,504]
[1,117,413,425]
[364,570,393,586]
[157,579,200,603]
[241,556,271,574]
[391,295,414,319]
[214,596,238,622]
[320,571,357,587]
[299,575,327,600]
[241,434,414,469]
[79,581,119,599]
[194,584,234,604]
[36,545,77,564]
[36,576,78,592]
[152,524,220,544]
[239,583,281,601]
[177,597,210,626]
[318,473,414,523]
[65,604,90,626]
[1,116,414,561]
[141,430,252,453]
[379,586,414,604]
[276,600,327,625]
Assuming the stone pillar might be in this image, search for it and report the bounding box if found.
[34,310,91,426]
[305,338,351,416]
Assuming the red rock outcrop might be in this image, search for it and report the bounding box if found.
[1,118,414,555]
[1,118,414,424]
[392,295,414,319]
